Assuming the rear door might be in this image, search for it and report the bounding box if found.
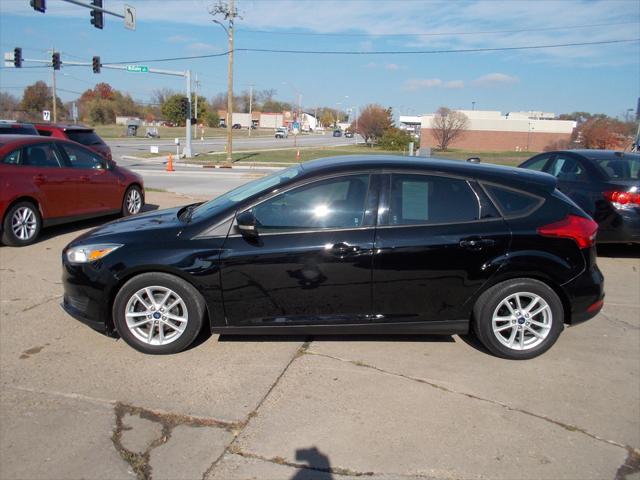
[543,153,598,215]
[57,142,122,214]
[372,172,510,323]
[20,142,74,218]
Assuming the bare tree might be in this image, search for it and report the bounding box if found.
[354,104,393,145]
[431,107,469,150]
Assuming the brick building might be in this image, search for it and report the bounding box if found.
[419,110,577,152]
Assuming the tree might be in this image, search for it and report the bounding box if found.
[87,98,116,124]
[577,117,627,149]
[21,81,65,119]
[161,94,190,126]
[430,107,469,151]
[378,128,415,151]
[0,92,19,116]
[354,104,394,145]
[204,109,220,127]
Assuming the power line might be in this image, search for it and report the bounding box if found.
[238,20,640,38]
[106,50,231,65]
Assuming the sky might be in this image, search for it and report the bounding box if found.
[0,0,639,118]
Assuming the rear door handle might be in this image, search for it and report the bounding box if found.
[459,238,495,250]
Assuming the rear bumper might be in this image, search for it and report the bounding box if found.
[562,262,605,325]
[597,209,640,244]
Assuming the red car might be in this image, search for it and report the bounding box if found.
[34,124,112,160]
[0,135,144,246]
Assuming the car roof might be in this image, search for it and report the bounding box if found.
[0,135,68,149]
[300,155,557,193]
[34,123,95,131]
[553,149,640,161]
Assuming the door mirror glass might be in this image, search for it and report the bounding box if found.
[236,211,259,237]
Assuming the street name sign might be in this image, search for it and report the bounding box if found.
[126,65,148,73]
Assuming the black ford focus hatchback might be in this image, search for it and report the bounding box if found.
[61,156,604,359]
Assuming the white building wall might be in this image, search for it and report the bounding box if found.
[421,110,576,134]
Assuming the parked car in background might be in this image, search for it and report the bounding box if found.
[34,124,112,160]
[0,120,38,136]
[1,135,144,246]
[519,150,639,244]
[333,129,343,137]
[274,127,288,139]
[345,130,354,138]
[61,156,602,359]
[232,123,242,129]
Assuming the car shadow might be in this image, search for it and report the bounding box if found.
[596,243,639,259]
[12,203,161,246]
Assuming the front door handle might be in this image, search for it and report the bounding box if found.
[79,175,90,182]
[33,174,46,184]
[459,238,495,250]
[328,242,361,256]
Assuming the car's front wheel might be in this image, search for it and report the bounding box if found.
[113,273,206,354]
[473,278,564,360]
[1,201,42,246]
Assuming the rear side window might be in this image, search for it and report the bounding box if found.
[387,174,480,225]
[0,124,38,135]
[1,149,21,165]
[547,155,587,182]
[594,156,640,181]
[37,129,53,137]
[65,130,104,146]
[484,184,543,217]
[23,144,62,168]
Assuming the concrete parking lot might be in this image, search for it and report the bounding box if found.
[1,190,638,480]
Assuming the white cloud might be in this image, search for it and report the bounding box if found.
[472,73,519,87]
[444,80,465,89]
[404,78,443,91]
[385,63,400,70]
[187,42,220,53]
[167,35,193,44]
[364,62,378,68]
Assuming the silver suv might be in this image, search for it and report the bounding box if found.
[274,127,288,139]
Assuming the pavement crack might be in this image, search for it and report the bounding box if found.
[202,339,311,480]
[111,402,242,480]
[21,294,62,313]
[599,310,639,330]
[305,350,635,453]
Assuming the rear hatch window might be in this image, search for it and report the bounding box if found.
[65,130,105,146]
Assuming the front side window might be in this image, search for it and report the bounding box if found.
[60,143,104,169]
[522,154,551,171]
[387,174,479,225]
[23,144,62,168]
[251,174,370,231]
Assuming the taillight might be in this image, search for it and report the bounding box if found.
[537,214,598,249]
[604,190,640,209]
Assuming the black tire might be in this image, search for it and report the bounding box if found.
[1,201,42,247]
[473,278,564,360]
[121,185,144,217]
[113,272,206,354]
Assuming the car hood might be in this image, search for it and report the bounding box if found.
[70,207,184,245]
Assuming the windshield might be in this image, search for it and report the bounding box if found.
[189,164,303,222]
[66,130,104,146]
[593,155,640,181]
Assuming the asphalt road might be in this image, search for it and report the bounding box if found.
[1,190,638,480]
[108,132,358,159]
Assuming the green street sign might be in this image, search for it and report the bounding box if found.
[126,65,148,73]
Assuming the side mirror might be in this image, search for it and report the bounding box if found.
[467,157,481,163]
[236,211,259,237]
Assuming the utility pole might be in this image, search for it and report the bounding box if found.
[210,0,239,166]
[51,48,57,122]
[248,84,253,137]
[194,73,200,140]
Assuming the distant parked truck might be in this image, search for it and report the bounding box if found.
[231,113,252,129]
[260,113,284,129]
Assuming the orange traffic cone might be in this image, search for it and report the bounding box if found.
[166,153,175,172]
[296,150,301,161]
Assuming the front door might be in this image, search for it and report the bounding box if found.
[372,173,510,322]
[220,173,377,326]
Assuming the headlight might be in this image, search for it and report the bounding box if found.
[66,244,122,264]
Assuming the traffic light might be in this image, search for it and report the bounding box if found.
[14,48,22,68]
[90,0,104,29]
[52,52,61,70]
[92,56,101,74]
[30,0,46,13]
[179,97,190,120]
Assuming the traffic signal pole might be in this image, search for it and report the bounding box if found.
[184,69,192,158]
[51,49,57,122]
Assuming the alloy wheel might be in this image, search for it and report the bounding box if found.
[491,291,552,351]
[124,286,188,346]
[11,207,37,241]
[126,189,142,214]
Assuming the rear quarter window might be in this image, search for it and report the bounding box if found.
[483,184,543,218]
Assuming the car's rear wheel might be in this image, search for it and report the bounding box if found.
[473,278,564,360]
[1,201,42,247]
[122,185,143,217]
[113,273,205,354]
